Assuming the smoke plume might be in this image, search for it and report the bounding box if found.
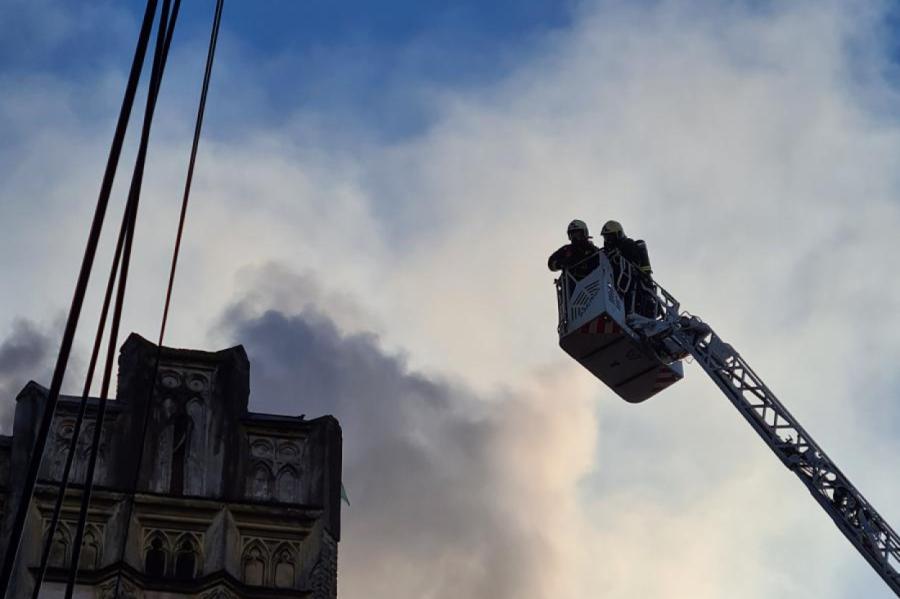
[220,273,597,599]
[0,318,54,433]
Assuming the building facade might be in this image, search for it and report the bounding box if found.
[0,333,342,598]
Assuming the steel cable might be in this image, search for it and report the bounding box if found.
[63,1,178,596]
[0,1,159,596]
[107,2,223,596]
[30,174,132,599]
[10,2,222,595]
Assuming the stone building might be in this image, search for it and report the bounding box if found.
[0,333,342,598]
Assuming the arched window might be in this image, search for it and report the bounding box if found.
[79,527,102,570]
[184,398,207,496]
[174,536,198,579]
[242,542,267,586]
[153,421,174,493]
[249,463,272,500]
[48,527,69,568]
[73,423,95,484]
[49,420,75,480]
[144,536,168,578]
[273,545,295,588]
[170,412,191,496]
[275,467,298,503]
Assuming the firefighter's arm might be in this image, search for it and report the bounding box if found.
[548,246,569,271]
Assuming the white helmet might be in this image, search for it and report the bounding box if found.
[567,219,590,241]
[601,220,623,237]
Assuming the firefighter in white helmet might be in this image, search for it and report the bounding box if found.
[600,220,655,317]
[547,220,600,278]
[599,220,651,275]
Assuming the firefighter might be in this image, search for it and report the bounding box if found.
[547,220,600,279]
[600,220,655,317]
[600,220,651,274]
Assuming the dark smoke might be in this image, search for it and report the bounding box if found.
[223,301,558,599]
[0,318,54,433]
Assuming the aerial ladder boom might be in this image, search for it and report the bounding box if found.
[556,252,900,596]
[664,302,900,595]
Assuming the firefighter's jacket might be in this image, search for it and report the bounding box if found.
[547,240,600,279]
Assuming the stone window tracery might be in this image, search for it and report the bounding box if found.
[47,524,70,568]
[153,402,176,494]
[276,441,300,462]
[246,435,306,503]
[74,423,97,483]
[273,544,296,588]
[242,541,268,586]
[48,420,75,481]
[184,397,207,495]
[142,529,204,581]
[152,368,212,495]
[249,462,273,499]
[79,525,102,570]
[46,418,110,485]
[239,538,302,589]
[144,532,169,578]
[275,466,298,502]
[174,534,200,579]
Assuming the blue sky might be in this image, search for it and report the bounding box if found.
[204,0,572,139]
[1,0,573,72]
[2,1,900,598]
[1,0,574,140]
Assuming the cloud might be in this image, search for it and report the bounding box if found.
[219,271,597,598]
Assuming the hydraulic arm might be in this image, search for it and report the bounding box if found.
[618,255,900,596]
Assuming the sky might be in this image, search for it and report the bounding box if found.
[2,0,900,597]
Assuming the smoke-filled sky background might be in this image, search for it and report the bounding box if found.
[2,0,900,597]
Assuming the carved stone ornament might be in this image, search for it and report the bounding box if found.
[97,578,142,599]
[200,587,240,599]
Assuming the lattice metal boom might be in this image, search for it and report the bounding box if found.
[610,254,900,596]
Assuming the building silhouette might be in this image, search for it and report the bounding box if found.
[0,333,342,598]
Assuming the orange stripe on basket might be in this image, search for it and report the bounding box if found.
[653,367,681,391]
[579,316,621,335]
